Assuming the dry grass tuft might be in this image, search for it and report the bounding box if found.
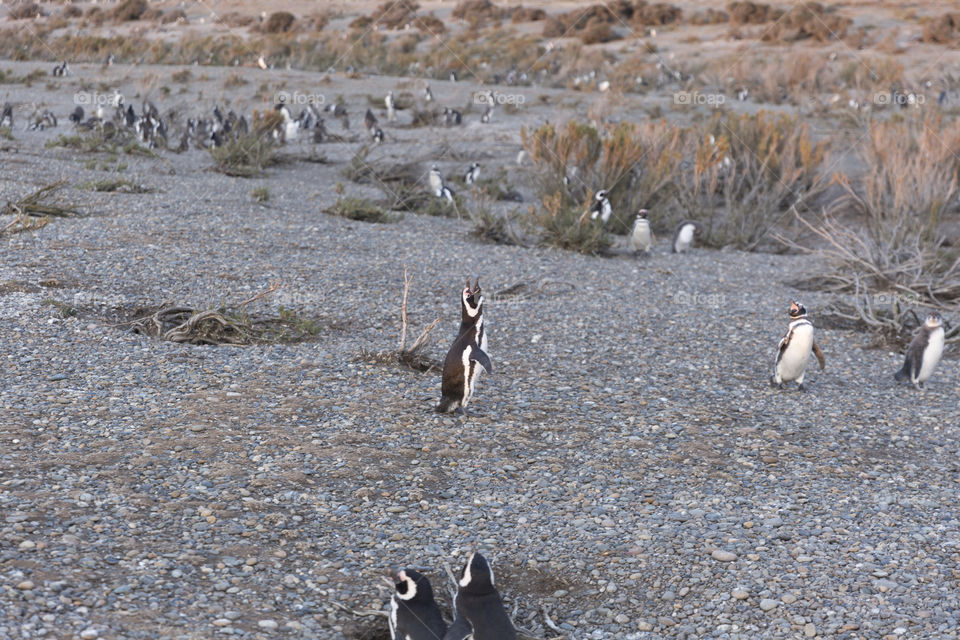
[2,181,79,236]
[761,2,851,43]
[110,0,147,23]
[370,0,420,30]
[210,111,282,177]
[921,13,960,45]
[726,1,780,26]
[8,2,42,20]
[261,11,296,34]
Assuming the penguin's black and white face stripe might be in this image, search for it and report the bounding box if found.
[925,312,943,329]
[394,570,418,601]
[462,278,483,318]
[788,300,807,319]
[458,551,495,592]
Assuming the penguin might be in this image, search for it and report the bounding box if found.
[589,189,612,224]
[464,162,480,186]
[389,569,448,640]
[364,108,378,133]
[630,209,653,255]
[69,106,84,125]
[372,127,384,144]
[480,104,493,124]
[438,279,491,415]
[428,164,444,197]
[448,552,516,640]
[274,104,298,142]
[0,103,12,128]
[385,90,396,122]
[103,53,114,69]
[672,220,699,253]
[440,185,456,204]
[894,312,945,389]
[772,300,825,391]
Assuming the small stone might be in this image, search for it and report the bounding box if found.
[18,540,36,550]
[80,630,98,640]
[258,619,278,630]
[711,549,737,562]
[213,619,230,627]
[759,599,778,611]
[189,424,205,432]
[732,588,749,600]
[16,580,34,590]
[615,614,630,624]
[636,620,654,631]
[781,593,797,604]
[804,623,816,637]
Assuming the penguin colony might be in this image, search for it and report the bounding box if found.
[389,552,515,640]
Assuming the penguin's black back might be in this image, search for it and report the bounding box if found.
[392,570,448,640]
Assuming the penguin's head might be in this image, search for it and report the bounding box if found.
[458,551,495,594]
[462,277,483,317]
[788,300,807,319]
[925,312,943,328]
[595,189,609,202]
[636,209,649,219]
[393,569,433,603]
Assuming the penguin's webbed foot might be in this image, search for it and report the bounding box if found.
[797,383,806,392]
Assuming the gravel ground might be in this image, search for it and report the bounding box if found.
[1,62,959,640]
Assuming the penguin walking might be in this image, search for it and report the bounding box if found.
[772,300,825,391]
[438,279,491,414]
[424,83,434,103]
[464,162,480,186]
[894,312,945,389]
[630,209,653,255]
[364,108,378,134]
[0,103,12,128]
[389,569,448,640]
[385,90,396,122]
[672,220,699,253]
[446,552,516,640]
[428,164,444,197]
[589,189,612,224]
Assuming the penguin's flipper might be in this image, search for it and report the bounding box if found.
[442,615,472,640]
[894,358,910,382]
[470,346,493,374]
[812,342,826,370]
[775,330,791,366]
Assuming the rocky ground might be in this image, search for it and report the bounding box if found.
[1,56,959,640]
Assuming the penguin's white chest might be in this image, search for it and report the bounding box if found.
[675,225,694,252]
[777,323,813,380]
[631,220,652,252]
[918,327,944,382]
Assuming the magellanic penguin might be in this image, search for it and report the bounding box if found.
[428,164,444,197]
[385,90,396,122]
[630,209,653,255]
[465,162,480,186]
[772,300,825,391]
[438,279,491,414]
[389,569,448,640]
[589,189,612,224]
[446,552,516,640]
[894,312,945,389]
[672,220,700,253]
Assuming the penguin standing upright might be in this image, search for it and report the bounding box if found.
[894,312,945,389]
[438,279,491,414]
[385,90,396,122]
[428,164,444,197]
[672,220,699,253]
[389,569,449,640]
[465,162,480,186]
[446,552,516,640]
[772,300,825,391]
[589,189,612,224]
[630,209,653,255]
[1,103,13,128]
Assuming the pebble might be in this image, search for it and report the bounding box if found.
[732,588,749,600]
[258,620,278,630]
[759,599,779,612]
[711,549,737,562]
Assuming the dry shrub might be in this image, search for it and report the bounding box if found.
[921,13,960,45]
[307,11,330,31]
[110,0,147,22]
[262,11,296,34]
[510,7,547,23]
[522,120,684,237]
[787,118,960,344]
[370,0,420,29]
[452,0,506,28]
[580,20,617,45]
[534,192,613,255]
[209,111,283,177]
[412,14,445,33]
[62,5,82,19]
[542,4,623,40]
[633,3,683,27]
[689,9,729,25]
[727,1,779,25]
[761,2,851,43]
[141,7,163,21]
[8,2,41,20]
[349,15,373,30]
[161,9,187,25]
